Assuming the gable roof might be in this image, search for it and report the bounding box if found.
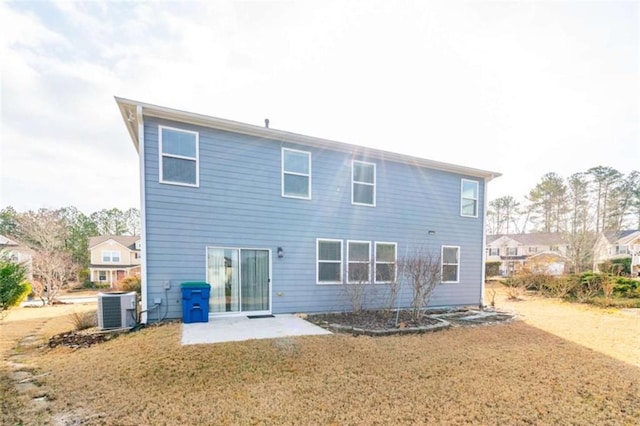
[89,235,140,250]
[601,230,640,245]
[487,233,566,246]
[115,97,501,181]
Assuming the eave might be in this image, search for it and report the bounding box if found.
[115,96,502,181]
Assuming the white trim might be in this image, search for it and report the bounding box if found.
[158,125,200,187]
[137,105,149,323]
[205,246,272,316]
[460,179,479,218]
[351,160,376,207]
[281,147,311,200]
[374,241,397,284]
[316,238,343,285]
[346,240,371,284]
[480,177,489,306]
[441,245,461,284]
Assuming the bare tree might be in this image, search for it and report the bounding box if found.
[17,210,75,305]
[398,248,441,321]
[587,166,622,233]
[561,173,596,273]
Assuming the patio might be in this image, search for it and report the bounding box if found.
[181,314,333,345]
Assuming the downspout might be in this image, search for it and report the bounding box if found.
[479,175,491,309]
[136,105,149,323]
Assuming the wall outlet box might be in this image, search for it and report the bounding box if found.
[163,281,171,290]
[154,298,162,305]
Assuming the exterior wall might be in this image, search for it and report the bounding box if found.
[142,117,487,319]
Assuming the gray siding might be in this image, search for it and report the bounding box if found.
[143,117,486,318]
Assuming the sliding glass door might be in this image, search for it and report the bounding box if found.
[207,248,271,315]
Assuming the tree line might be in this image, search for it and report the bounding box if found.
[487,166,639,272]
[0,206,140,304]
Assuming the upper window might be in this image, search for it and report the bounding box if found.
[506,247,517,256]
[102,250,121,263]
[441,246,460,283]
[347,241,371,283]
[375,242,397,283]
[528,247,538,253]
[159,126,199,187]
[460,179,479,217]
[488,247,500,256]
[282,148,311,199]
[317,239,343,284]
[352,161,376,206]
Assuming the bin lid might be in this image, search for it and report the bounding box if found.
[180,282,211,288]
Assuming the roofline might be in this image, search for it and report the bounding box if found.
[115,96,502,180]
[89,237,140,250]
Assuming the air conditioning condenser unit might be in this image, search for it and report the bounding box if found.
[97,291,137,329]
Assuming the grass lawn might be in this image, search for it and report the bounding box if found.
[1,290,639,425]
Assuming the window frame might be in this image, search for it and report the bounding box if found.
[281,148,311,199]
[506,247,517,256]
[460,179,479,218]
[374,242,397,284]
[101,250,121,263]
[316,239,343,285]
[347,240,371,284]
[98,271,107,281]
[488,247,500,256]
[441,245,460,284]
[351,160,376,207]
[159,125,200,187]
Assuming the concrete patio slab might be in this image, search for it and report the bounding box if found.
[181,314,332,345]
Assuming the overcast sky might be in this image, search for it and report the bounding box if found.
[1,0,638,214]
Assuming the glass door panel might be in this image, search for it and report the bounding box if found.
[207,247,270,314]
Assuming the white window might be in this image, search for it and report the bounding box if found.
[102,251,121,263]
[441,246,460,283]
[616,245,628,255]
[461,179,479,217]
[282,148,311,199]
[488,247,500,256]
[317,239,343,284]
[352,161,376,206]
[506,247,517,256]
[159,126,199,187]
[98,271,107,281]
[528,247,538,253]
[375,242,397,284]
[347,241,371,283]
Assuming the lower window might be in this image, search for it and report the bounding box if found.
[317,239,343,283]
[98,271,107,281]
[375,242,397,283]
[441,246,460,283]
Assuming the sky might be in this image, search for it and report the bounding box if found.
[1,0,638,214]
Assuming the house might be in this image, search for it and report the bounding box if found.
[115,97,500,322]
[592,230,640,275]
[89,235,141,287]
[0,234,34,279]
[486,233,568,276]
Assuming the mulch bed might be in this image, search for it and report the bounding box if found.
[308,308,516,336]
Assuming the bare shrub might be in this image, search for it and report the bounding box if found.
[341,262,370,314]
[503,275,526,300]
[575,276,602,303]
[398,248,441,321]
[601,275,615,307]
[543,276,578,299]
[116,275,141,294]
[69,310,97,331]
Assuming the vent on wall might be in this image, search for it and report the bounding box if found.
[97,291,137,329]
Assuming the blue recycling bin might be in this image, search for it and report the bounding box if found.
[180,282,211,323]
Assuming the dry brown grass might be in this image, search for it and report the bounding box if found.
[1,297,639,425]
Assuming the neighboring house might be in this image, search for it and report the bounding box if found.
[592,230,640,275]
[0,234,34,279]
[116,97,500,321]
[486,233,568,276]
[89,235,141,287]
